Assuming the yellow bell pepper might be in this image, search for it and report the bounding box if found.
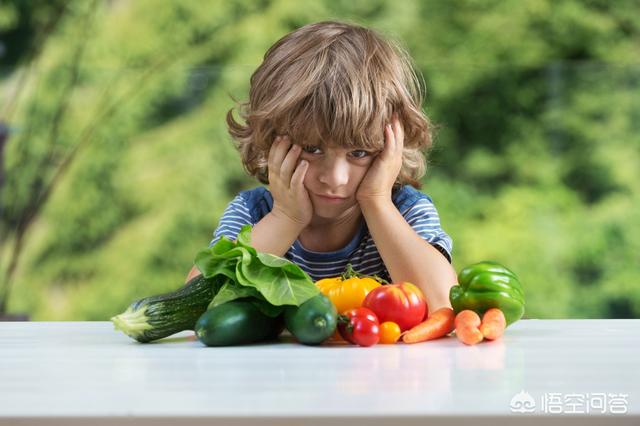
[315,264,385,314]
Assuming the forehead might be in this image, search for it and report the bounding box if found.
[304,138,376,150]
[291,125,385,151]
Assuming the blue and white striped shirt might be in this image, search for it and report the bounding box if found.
[208,185,453,282]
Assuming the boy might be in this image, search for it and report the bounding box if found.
[186,20,456,311]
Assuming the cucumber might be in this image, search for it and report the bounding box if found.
[195,299,284,346]
[111,274,222,343]
[284,293,337,345]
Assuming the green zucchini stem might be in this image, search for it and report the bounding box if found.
[111,305,153,339]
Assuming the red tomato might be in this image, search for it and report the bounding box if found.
[337,307,380,347]
[362,282,427,331]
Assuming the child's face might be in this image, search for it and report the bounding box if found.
[297,142,379,218]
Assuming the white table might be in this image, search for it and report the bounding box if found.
[0,320,638,425]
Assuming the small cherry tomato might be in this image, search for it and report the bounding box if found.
[337,307,380,347]
[379,321,401,344]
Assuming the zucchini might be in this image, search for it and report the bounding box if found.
[195,299,284,346]
[284,293,337,345]
[111,274,222,343]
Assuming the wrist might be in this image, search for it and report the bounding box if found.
[357,195,393,211]
[270,207,309,231]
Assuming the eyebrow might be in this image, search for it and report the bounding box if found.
[304,141,374,150]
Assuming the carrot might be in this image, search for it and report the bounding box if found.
[454,310,483,345]
[480,308,506,340]
[402,307,455,344]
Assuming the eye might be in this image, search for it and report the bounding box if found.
[349,150,372,159]
[302,145,322,154]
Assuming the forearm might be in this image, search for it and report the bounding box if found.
[360,199,457,311]
[250,211,305,257]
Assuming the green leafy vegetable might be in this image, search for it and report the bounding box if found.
[242,253,318,306]
[194,224,319,313]
[208,278,260,308]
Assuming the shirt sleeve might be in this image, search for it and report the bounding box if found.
[208,194,254,248]
[401,197,453,263]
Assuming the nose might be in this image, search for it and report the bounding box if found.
[317,156,350,189]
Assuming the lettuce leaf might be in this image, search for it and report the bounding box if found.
[194,225,319,308]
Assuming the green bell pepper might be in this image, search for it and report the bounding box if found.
[449,261,525,326]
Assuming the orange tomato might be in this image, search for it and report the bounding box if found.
[379,321,401,344]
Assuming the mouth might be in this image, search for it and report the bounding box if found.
[314,193,347,203]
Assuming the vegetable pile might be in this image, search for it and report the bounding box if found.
[319,260,525,347]
[111,224,336,346]
[398,260,525,346]
[111,225,525,348]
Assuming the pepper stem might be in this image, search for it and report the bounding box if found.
[340,263,390,284]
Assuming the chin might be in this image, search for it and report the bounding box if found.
[311,199,355,218]
[311,205,339,218]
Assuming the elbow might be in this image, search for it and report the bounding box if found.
[429,286,454,312]
[428,266,457,312]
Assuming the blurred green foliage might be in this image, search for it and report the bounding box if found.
[1,0,638,320]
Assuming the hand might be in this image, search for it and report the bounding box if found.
[267,135,313,227]
[356,113,404,205]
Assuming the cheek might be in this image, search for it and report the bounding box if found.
[302,163,326,191]
[301,162,316,185]
[352,163,371,183]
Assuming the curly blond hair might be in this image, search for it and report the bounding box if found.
[226,20,434,189]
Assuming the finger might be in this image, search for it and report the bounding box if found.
[291,159,308,189]
[280,144,302,185]
[271,136,293,170]
[381,123,395,160]
[393,115,404,151]
[268,136,282,167]
[268,137,284,183]
[389,123,397,151]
